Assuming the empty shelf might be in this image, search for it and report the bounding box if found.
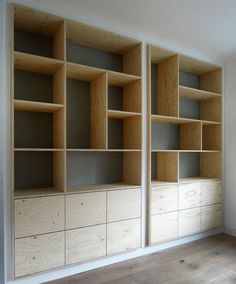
[179,85,221,100]
[108,110,141,119]
[14,100,64,113]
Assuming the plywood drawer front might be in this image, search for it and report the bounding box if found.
[15,196,65,238]
[151,185,178,214]
[66,224,106,265]
[107,218,141,255]
[107,188,141,222]
[179,208,201,237]
[179,182,201,210]
[66,192,106,229]
[15,232,64,277]
[201,204,222,231]
[202,181,222,206]
[151,212,178,244]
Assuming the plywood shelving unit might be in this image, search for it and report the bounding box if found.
[12,4,142,277]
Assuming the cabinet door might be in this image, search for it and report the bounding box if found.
[151,211,178,244]
[179,208,201,237]
[107,188,141,222]
[15,232,64,277]
[66,192,106,229]
[151,185,178,214]
[66,224,106,265]
[179,182,201,209]
[201,204,222,231]
[15,196,64,238]
[202,181,221,206]
[107,218,141,255]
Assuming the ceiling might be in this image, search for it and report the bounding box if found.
[37,0,236,63]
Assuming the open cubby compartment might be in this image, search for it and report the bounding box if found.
[66,20,141,76]
[152,152,178,182]
[66,69,107,149]
[151,121,201,150]
[108,79,141,113]
[108,115,141,149]
[14,150,65,197]
[202,123,221,150]
[14,5,66,60]
[67,151,141,191]
[149,46,179,117]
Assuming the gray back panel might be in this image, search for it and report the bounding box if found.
[108,119,123,149]
[67,152,123,186]
[179,71,200,89]
[67,79,90,148]
[151,64,158,114]
[15,70,52,103]
[179,153,200,178]
[152,123,179,150]
[15,151,53,189]
[151,153,157,180]
[179,98,200,119]
[14,111,53,148]
[67,42,122,72]
[14,29,53,58]
[108,86,123,111]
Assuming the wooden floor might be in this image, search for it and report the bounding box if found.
[46,234,236,284]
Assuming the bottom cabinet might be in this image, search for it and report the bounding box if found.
[201,204,222,231]
[66,224,106,265]
[151,212,178,244]
[15,232,65,277]
[107,218,141,255]
[179,208,201,237]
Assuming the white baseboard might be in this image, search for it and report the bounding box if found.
[223,226,236,236]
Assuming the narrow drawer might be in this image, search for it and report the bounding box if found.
[66,192,106,229]
[179,182,201,209]
[202,181,222,206]
[151,211,178,244]
[107,188,141,222]
[107,218,141,255]
[201,204,222,231]
[15,196,65,238]
[66,224,106,265]
[15,232,64,277]
[151,185,178,214]
[179,208,201,237]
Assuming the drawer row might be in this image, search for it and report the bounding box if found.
[15,188,141,238]
[151,181,221,214]
[15,218,141,277]
[151,204,222,244]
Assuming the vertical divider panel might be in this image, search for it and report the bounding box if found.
[200,69,222,94]
[123,80,141,113]
[157,152,179,182]
[90,72,108,149]
[157,55,179,117]
[53,20,66,61]
[123,152,141,185]
[123,43,142,76]
[179,123,202,150]
[123,116,141,149]
[53,151,65,192]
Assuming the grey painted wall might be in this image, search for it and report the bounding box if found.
[152,123,179,150]
[108,86,123,110]
[179,152,200,178]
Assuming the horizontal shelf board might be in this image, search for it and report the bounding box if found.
[14,187,64,199]
[67,183,141,193]
[179,177,221,183]
[14,100,64,113]
[108,110,141,119]
[151,180,178,186]
[14,148,64,151]
[14,51,63,75]
[179,86,221,101]
[151,150,220,153]
[151,114,221,125]
[66,149,141,152]
[66,62,103,81]
[108,71,140,87]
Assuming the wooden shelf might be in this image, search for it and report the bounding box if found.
[178,177,220,183]
[108,71,140,87]
[67,149,141,152]
[14,187,64,199]
[179,86,221,101]
[151,180,178,186]
[14,148,64,151]
[151,150,220,153]
[108,110,141,119]
[14,100,64,113]
[14,51,63,75]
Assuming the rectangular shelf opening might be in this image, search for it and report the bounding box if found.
[179,152,200,179]
[202,124,221,151]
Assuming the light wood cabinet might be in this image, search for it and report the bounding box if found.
[151,185,178,214]
[107,218,141,255]
[15,196,65,238]
[15,232,64,277]
[151,212,178,243]
[107,188,141,222]
[66,224,106,265]
[66,192,106,229]
[179,182,201,210]
[202,181,221,206]
[201,204,222,231]
[179,208,201,237]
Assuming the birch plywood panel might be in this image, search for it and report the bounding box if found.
[202,181,222,206]
[180,123,202,150]
[179,208,201,237]
[179,182,201,210]
[123,44,142,76]
[201,204,222,231]
[200,69,222,94]
[157,152,178,182]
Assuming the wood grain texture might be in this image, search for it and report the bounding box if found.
[123,80,142,113]
[179,85,221,100]
[66,224,106,265]
[179,182,202,210]
[123,116,141,149]
[180,123,202,150]
[14,100,64,113]
[202,181,222,206]
[200,152,221,179]
[179,208,201,237]
[15,232,64,277]
[66,192,106,229]
[53,151,65,193]
[200,68,222,94]
[15,196,64,238]
[150,45,177,64]
[53,21,66,61]
[157,152,178,182]
[123,43,142,76]
[107,218,141,255]
[200,97,222,122]
[201,204,222,231]
[202,124,221,151]
[123,152,141,185]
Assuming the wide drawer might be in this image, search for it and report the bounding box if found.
[202,181,221,206]
[179,208,201,237]
[179,182,201,209]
